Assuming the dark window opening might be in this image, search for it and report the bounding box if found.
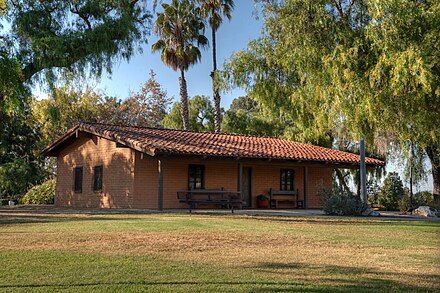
[93,165,103,192]
[188,165,204,190]
[280,169,294,191]
[74,167,83,193]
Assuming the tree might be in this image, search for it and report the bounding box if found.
[198,0,235,133]
[224,0,439,202]
[3,0,151,84]
[112,70,171,127]
[152,0,208,130]
[378,173,405,211]
[0,112,45,198]
[221,96,284,137]
[163,95,215,132]
[32,83,103,148]
[1,0,153,198]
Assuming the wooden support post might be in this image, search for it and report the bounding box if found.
[237,162,243,199]
[303,166,308,209]
[158,159,163,211]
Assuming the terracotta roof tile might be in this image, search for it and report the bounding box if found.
[42,122,385,166]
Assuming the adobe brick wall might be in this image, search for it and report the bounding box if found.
[134,156,238,209]
[133,157,332,209]
[56,134,136,208]
[307,166,333,208]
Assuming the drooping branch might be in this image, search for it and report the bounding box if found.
[15,0,150,83]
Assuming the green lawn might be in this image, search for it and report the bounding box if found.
[0,211,439,292]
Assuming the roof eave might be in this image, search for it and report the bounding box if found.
[41,124,157,158]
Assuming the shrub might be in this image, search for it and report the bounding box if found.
[398,194,411,213]
[320,188,368,216]
[377,173,404,211]
[22,179,56,204]
[414,191,436,207]
[398,191,437,213]
[256,194,268,201]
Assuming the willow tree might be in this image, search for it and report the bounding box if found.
[152,0,208,130]
[198,0,234,133]
[224,0,439,202]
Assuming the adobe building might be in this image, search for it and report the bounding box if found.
[42,122,384,209]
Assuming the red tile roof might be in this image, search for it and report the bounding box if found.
[42,122,384,166]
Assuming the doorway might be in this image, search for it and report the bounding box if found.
[241,167,252,208]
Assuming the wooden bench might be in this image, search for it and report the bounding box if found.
[177,189,243,213]
[269,188,302,209]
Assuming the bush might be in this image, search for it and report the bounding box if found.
[377,173,404,211]
[398,194,411,213]
[398,191,436,213]
[414,191,436,207]
[22,179,56,204]
[320,188,368,216]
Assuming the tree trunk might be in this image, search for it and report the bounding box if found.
[179,69,190,131]
[334,169,350,192]
[426,145,440,206]
[211,27,221,133]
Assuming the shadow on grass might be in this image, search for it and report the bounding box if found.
[0,279,438,293]
[249,262,440,292]
[0,211,140,225]
[0,261,438,292]
[250,215,440,227]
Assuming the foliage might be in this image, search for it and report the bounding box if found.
[33,71,170,147]
[398,193,412,214]
[1,0,154,199]
[414,191,437,208]
[198,0,234,32]
[152,0,208,130]
[223,0,439,200]
[32,82,103,148]
[0,112,45,197]
[319,187,368,216]
[256,194,268,201]
[3,0,152,84]
[0,159,44,199]
[378,173,405,211]
[100,70,171,128]
[163,95,216,132]
[22,178,55,204]
[221,96,284,136]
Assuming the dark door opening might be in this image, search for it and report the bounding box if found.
[241,167,252,208]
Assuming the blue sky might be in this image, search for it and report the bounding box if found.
[95,0,262,110]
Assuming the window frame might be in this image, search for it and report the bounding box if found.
[93,165,103,192]
[280,169,294,191]
[74,167,83,193]
[188,165,205,190]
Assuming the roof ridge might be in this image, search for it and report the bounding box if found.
[78,121,306,144]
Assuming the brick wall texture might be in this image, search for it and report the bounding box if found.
[56,135,332,209]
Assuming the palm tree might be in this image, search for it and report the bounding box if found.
[198,0,234,133]
[152,0,208,131]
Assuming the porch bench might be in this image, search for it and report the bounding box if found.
[269,188,302,209]
[177,189,243,213]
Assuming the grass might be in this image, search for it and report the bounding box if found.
[0,211,439,292]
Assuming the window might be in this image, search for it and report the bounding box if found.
[188,165,204,190]
[280,169,294,191]
[93,166,103,192]
[74,167,83,193]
